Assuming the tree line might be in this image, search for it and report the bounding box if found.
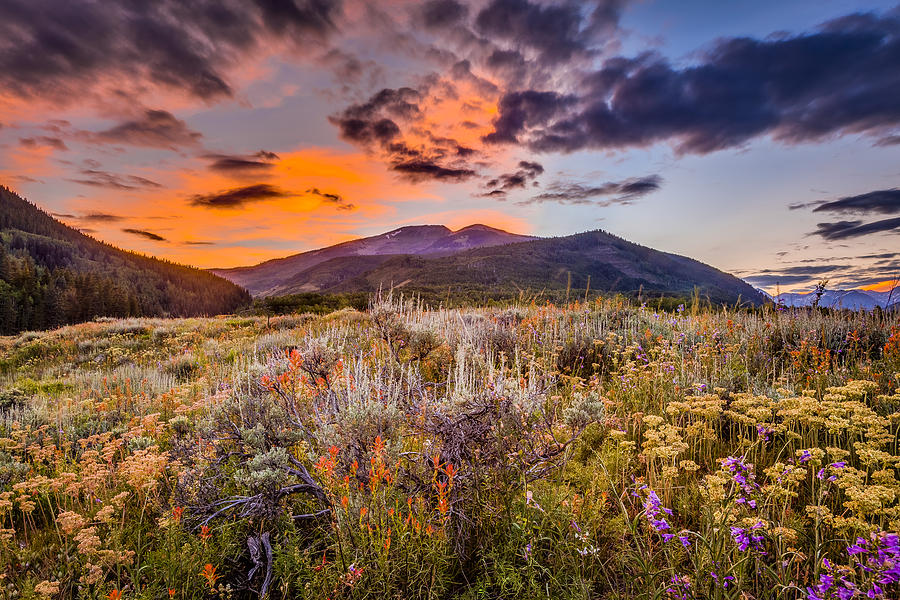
[0,186,250,334]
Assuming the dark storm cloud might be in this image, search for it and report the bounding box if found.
[206,151,279,174]
[0,0,342,105]
[420,0,468,29]
[812,189,900,216]
[875,134,900,146]
[123,228,166,242]
[812,217,900,240]
[207,157,273,173]
[19,136,68,151]
[68,170,162,190]
[742,274,818,287]
[474,0,625,65]
[306,187,355,211]
[485,49,527,78]
[329,87,421,145]
[78,212,126,223]
[484,10,900,155]
[793,189,900,240]
[330,86,479,182]
[483,160,544,196]
[391,160,476,182]
[744,260,900,289]
[754,265,852,277]
[189,183,289,209]
[93,110,202,149]
[525,174,661,205]
[483,91,578,145]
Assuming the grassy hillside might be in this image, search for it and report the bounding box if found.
[0,186,250,333]
[0,300,897,598]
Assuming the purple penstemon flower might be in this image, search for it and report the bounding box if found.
[637,485,687,545]
[848,538,868,555]
[721,456,760,508]
[666,574,692,600]
[643,488,673,533]
[807,530,900,599]
[730,521,766,554]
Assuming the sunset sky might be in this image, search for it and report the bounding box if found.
[1,0,899,292]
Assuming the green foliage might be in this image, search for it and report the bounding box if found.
[255,292,368,316]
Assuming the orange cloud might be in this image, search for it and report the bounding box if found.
[861,279,899,293]
[0,143,62,181]
[56,147,437,268]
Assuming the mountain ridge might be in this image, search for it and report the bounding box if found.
[213,224,765,305]
[211,223,537,296]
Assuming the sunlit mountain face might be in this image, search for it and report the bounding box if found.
[1,0,898,291]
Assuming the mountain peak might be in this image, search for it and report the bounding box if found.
[453,223,511,234]
[381,224,451,238]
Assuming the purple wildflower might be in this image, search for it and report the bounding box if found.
[808,531,900,599]
[641,487,674,534]
[848,538,869,555]
[730,521,766,554]
[666,574,692,600]
[721,456,760,508]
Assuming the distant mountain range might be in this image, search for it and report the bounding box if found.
[0,186,249,334]
[770,288,899,311]
[213,224,765,305]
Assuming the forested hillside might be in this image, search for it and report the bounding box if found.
[0,186,250,333]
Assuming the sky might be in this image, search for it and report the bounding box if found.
[0,0,899,293]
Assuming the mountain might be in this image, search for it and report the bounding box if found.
[214,225,764,305]
[0,186,250,334]
[211,224,537,296]
[773,288,899,311]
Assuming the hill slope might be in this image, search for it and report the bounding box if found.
[216,225,764,305]
[333,230,764,304]
[211,224,537,296]
[0,186,250,333]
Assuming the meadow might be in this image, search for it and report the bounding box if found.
[0,296,898,599]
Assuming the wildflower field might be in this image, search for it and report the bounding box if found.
[1,297,898,599]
